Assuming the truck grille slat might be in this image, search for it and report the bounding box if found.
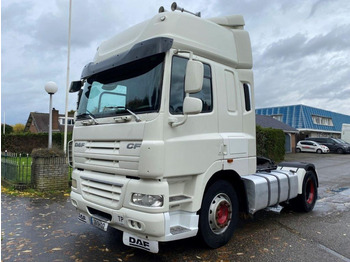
[86,159,120,168]
[81,180,122,194]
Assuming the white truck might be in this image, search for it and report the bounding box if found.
[69,3,318,253]
[341,124,350,143]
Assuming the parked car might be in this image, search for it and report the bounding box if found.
[296,140,330,154]
[334,138,350,146]
[305,137,350,154]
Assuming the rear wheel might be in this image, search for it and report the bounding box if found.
[336,148,344,154]
[290,171,318,212]
[296,148,301,153]
[198,180,239,248]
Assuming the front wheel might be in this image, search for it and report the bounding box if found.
[198,180,239,248]
[290,170,318,212]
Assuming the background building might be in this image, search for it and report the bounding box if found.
[256,114,299,153]
[256,104,350,139]
[24,108,74,133]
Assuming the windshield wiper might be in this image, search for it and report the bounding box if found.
[126,109,141,122]
[105,106,141,122]
[78,111,99,125]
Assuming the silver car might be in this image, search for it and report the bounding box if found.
[296,140,330,154]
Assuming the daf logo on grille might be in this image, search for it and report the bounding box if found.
[127,143,141,149]
[75,142,85,147]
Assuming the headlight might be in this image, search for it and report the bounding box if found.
[131,193,164,207]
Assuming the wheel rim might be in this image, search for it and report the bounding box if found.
[208,193,232,234]
[306,178,315,204]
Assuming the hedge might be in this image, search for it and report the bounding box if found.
[1,132,72,154]
[2,127,285,162]
[256,125,285,163]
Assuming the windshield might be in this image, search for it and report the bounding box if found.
[77,53,164,120]
[335,138,349,144]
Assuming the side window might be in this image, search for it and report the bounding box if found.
[170,56,213,114]
[243,83,251,111]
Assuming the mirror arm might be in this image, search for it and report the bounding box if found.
[174,49,193,60]
[168,115,188,127]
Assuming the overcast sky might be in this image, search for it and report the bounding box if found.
[2,0,350,125]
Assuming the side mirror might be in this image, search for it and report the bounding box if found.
[168,58,204,128]
[185,60,203,94]
[169,97,202,127]
[70,80,83,93]
[183,97,202,115]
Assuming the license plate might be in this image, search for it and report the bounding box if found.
[91,217,108,231]
[123,232,159,253]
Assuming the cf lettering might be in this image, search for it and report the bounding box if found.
[126,143,141,149]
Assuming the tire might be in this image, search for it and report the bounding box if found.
[336,148,344,154]
[290,171,318,212]
[296,148,301,153]
[198,180,239,249]
[316,149,322,154]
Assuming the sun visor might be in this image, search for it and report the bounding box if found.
[81,37,173,79]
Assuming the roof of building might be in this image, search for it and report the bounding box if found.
[25,112,52,133]
[24,111,74,133]
[256,114,298,133]
[256,104,350,133]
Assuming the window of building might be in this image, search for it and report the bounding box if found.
[272,115,283,122]
[170,56,213,114]
[59,118,75,125]
[312,115,333,126]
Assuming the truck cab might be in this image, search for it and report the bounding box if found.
[70,6,318,253]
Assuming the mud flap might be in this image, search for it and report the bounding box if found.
[123,232,159,253]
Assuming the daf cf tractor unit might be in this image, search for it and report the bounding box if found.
[69,3,318,253]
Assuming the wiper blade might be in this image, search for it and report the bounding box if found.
[107,106,141,122]
[77,111,98,125]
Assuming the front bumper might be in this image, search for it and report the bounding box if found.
[70,191,198,242]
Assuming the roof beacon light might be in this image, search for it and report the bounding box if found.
[170,2,201,17]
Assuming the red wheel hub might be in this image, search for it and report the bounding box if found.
[209,193,232,234]
[216,202,229,226]
[306,178,315,204]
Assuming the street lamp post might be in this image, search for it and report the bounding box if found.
[45,81,58,149]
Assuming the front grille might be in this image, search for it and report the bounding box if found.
[81,176,124,209]
[74,140,140,176]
